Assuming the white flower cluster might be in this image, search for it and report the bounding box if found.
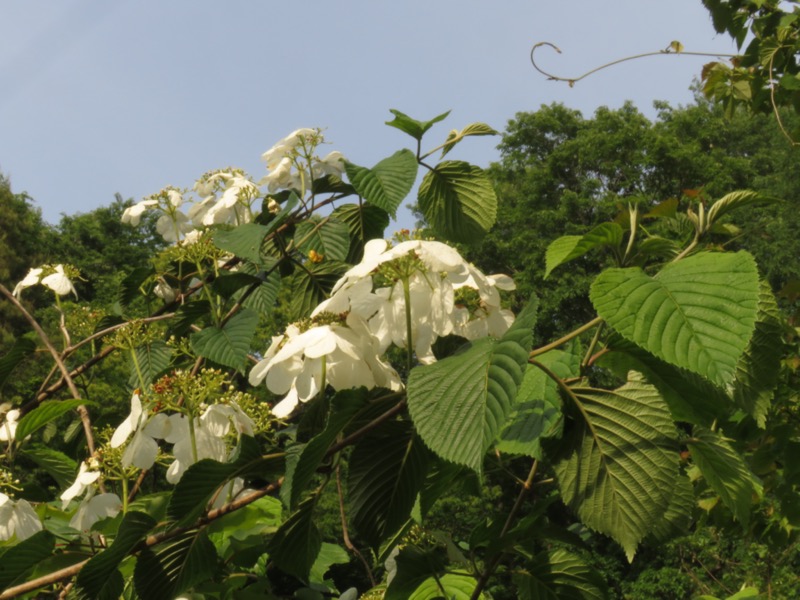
[0,492,41,541]
[12,264,78,299]
[250,238,515,417]
[0,408,19,442]
[121,128,347,245]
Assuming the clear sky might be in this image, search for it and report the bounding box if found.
[1,1,738,230]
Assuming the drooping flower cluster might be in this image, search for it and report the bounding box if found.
[12,264,79,299]
[250,236,515,417]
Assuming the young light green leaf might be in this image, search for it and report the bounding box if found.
[440,122,498,158]
[134,529,218,600]
[590,251,760,387]
[407,300,536,474]
[417,161,497,244]
[687,426,763,525]
[348,421,431,548]
[706,190,778,229]
[514,548,609,600]
[552,374,679,561]
[75,511,156,600]
[344,150,418,217]
[128,340,173,389]
[293,216,351,262]
[15,400,92,442]
[545,223,624,278]
[190,308,258,372]
[385,108,451,140]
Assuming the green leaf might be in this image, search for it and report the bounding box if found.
[167,436,275,526]
[599,336,730,426]
[286,389,369,510]
[309,543,350,592]
[514,548,609,600]
[210,272,263,300]
[385,108,451,141]
[344,150,418,217]
[15,400,91,442]
[647,473,694,542]
[331,203,390,263]
[688,426,763,525]
[440,122,498,158]
[706,190,778,228]
[128,340,173,388]
[633,236,680,263]
[407,573,481,599]
[267,497,321,582]
[20,445,77,489]
[169,300,211,337]
[384,546,446,600]
[590,251,760,387]
[730,280,784,427]
[544,223,624,278]
[294,216,351,262]
[348,421,431,548]
[75,511,156,600]
[407,300,536,474]
[552,374,679,561]
[213,224,270,266]
[417,161,497,244]
[0,530,55,590]
[0,336,36,390]
[119,266,154,307]
[190,308,258,371]
[496,349,577,457]
[288,261,348,320]
[134,529,218,600]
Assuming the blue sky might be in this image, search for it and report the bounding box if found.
[1,1,738,230]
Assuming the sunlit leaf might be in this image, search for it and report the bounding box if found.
[545,223,623,278]
[344,150,418,217]
[385,108,451,141]
[190,308,258,372]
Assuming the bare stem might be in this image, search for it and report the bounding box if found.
[336,463,376,587]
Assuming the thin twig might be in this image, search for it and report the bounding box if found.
[336,464,376,587]
[529,316,602,359]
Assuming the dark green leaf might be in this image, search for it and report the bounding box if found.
[384,545,446,600]
[647,473,694,542]
[119,266,154,307]
[344,150,418,217]
[75,511,156,600]
[514,549,609,600]
[128,340,173,389]
[134,529,218,600]
[190,308,258,371]
[293,216,351,262]
[213,224,270,266]
[308,543,350,592]
[417,161,497,244]
[210,272,263,300]
[288,261,348,320]
[20,445,77,489]
[0,530,55,590]
[0,337,36,389]
[331,203,390,263]
[349,421,431,548]
[267,497,321,582]
[169,300,211,338]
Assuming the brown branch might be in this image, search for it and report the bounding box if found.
[336,463,376,587]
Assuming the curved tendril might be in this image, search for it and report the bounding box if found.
[530,41,736,87]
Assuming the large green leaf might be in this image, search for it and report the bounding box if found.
[169,300,211,337]
[407,573,480,599]
[293,216,351,262]
[309,543,350,593]
[496,349,577,457]
[385,108,451,141]
[590,251,760,387]
[267,497,322,582]
[75,511,155,600]
[647,473,694,542]
[407,300,536,474]
[228,262,281,319]
[514,549,609,600]
[348,421,431,548]
[384,546,446,600]
[119,266,154,307]
[0,336,36,390]
[20,445,77,489]
[128,340,173,389]
[417,161,497,244]
[687,426,763,525]
[730,280,784,427]
[15,399,91,442]
[209,272,263,300]
[0,530,55,590]
[344,149,418,217]
[545,223,624,278]
[288,261,348,320]
[190,308,258,372]
[134,529,218,600]
[551,374,679,561]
